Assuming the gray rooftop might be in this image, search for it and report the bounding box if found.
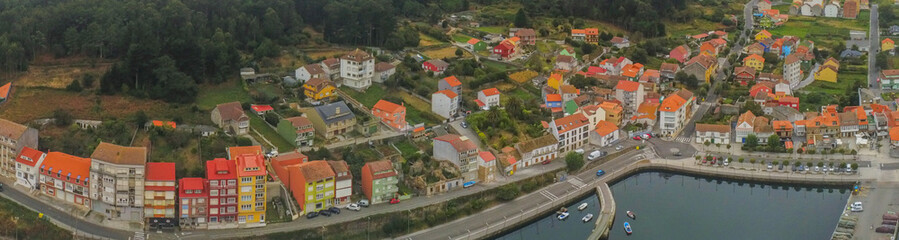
[315,101,356,125]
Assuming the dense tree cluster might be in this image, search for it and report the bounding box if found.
[522,0,692,37]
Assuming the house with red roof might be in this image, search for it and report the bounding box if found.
[735,66,758,86]
[779,96,800,110]
[477,151,496,182]
[600,56,633,75]
[212,101,249,135]
[40,151,92,208]
[432,90,460,119]
[590,120,620,147]
[439,76,463,96]
[14,146,45,189]
[179,177,208,229]
[361,160,398,204]
[548,113,590,153]
[433,134,479,181]
[615,80,645,112]
[0,118,38,179]
[477,88,501,110]
[372,100,407,131]
[145,162,177,229]
[205,158,238,227]
[611,36,630,48]
[493,39,517,59]
[422,59,449,75]
[669,45,691,63]
[249,104,274,116]
[0,82,10,103]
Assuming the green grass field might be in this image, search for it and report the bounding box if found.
[766,8,870,49]
[804,70,867,95]
[248,114,295,151]
[506,88,537,102]
[477,26,506,34]
[340,85,388,108]
[453,33,476,43]
[482,60,516,72]
[196,79,252,111]
[394,140,421,157]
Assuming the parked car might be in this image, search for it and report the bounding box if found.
[306,211,319,219]
[588,151,604,161]
[358,199,370,207]
[778,164,784,171]
[460,122,469,128]
[542,160,551,165]
[616,145,624,151]
[596,169,606,177]
[851,202,863,212]
[463,181,476,188]
[329,207,341,214]
[632,136,642,140]
[674,151,682,156]
[390,198,400,204]
[723,159,729,166]
[814,166,820,172]
[641,134,652,139]
[319,210,332,217]
[574,149,585,154]
[347,204,361,211]
[767,162,773,169]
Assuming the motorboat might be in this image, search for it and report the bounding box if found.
[557,207,569,215]
[624,222,633,234]
[582,214,594,222]
[558,212,570,220]
[578,203,588,211]
[626,210,636,219]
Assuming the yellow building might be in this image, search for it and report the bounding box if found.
[229,146,267,226]
[742,54,765,72]
[815,66,839,83]
[883,38,895,52]
[755,30,772,41]
[304,78,337,101]
[292,161,336,215]
[547,73,563,90]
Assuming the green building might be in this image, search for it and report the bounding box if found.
[277,116,315,147]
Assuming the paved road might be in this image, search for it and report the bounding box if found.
[400,149,650,240]
[794,63,820,89]
[0,180,133,240]
[870,4,882,92]
[449,119,485,149]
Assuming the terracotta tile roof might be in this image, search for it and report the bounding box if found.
[342,48,372,62]
[327,160,352,180]
[556,55,575,63]
[784,53,801,65]
[467,38,481,45]
[443,76,462,87]
[322,58,340,68]
[885,38,894,44]
[285,116,313,128]
[206,158,236,180]
[427,59,450,68]
[515,135,558,153]
[236,153,266,177]
[738,111,757,125]
[615,80,641,92]
[435,89,458,99]
[478,151,496,162]
[298,160,335,182]
[481,88,500,96]
[758,30,772,38]
[883,69,899,77]
[373,100,405,113]
[660,63,679,73]
[375,62,395,72]
[571,29,586,35]
[251,104,274,112]
[91,142,147,165]
[516,28,536,37]
[772,120,793,131]
[839,111,858,125]
[272,151,307,164]
[16,147,45,167]
[780,96,799,104]
[594,120,618,136]
[215,101,247,122]
[560,85,579,94]
[659,91,687,112]
[585,28,599,35]
[434,134,478,152]
[228,145,262,160]
[546,94,562,102]
[41,151,91,185]
[0,118,28,140]
[600,101,623,113]
[0,82,10,99]
[632,102,659,121]
[671,45,689,57]
[364,160,397,179]
[695,123,730,133]
[744,54,765,63]
[639,69,660,82]
[693,33,709,39]
[553,113,589,133]
[621,64,642,78]
[685,55,717,69]
[180,178,205,191]
[611,37,628,44]
[146,162,176,181]
[302,64,325,75]
[735,66,756,76]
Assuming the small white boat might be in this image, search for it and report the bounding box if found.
[582,214,594,222]
[578,203,588,211]
[627,210,636,219]
[558,212,570,220]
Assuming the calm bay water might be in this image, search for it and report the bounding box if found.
[495,171,850,240]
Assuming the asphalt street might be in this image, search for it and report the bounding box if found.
[869,4,882,92]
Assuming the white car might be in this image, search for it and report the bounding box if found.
[574,149,585,154]
[347,203,361,211]
[851,202,863,212]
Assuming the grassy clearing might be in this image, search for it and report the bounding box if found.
[804,71,867,95]
[453,33,476,43]
[477,26,506,34]
[505,87,537,102]
[393,140,420,157]
[14,60,114,89]
[395,91,443,125]
[482,60,516,72]
[339,85,387,108]
[665,18,724,39]
[766,9,870,48]
[0,196,70,239]
[419,33,447,47]
[422,46,470,59]
[196,79,252,111]
[248,114,295,151]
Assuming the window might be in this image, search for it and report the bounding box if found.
[241,195,251,202]
[227,206,236,213]
[316,184,323,191]
[316,193,323,199]
[256,176,263,181]
[209,180,218,186]
[198,198,205,204]
[241,177,252,183]
[210,198,219,205]
[182,199,189,204]
[227,180,236,185]
[210,190,219,196]
[255,202,264,208]
[255,193,263,199]
[256,184,263,190]
[241,204,251,211]
[241,186,251,192]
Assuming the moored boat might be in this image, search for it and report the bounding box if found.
[627,210,636,219]
[624,222,632,234]
[582,214,594,222]
[558,212,570,220]
[578,203,588,211]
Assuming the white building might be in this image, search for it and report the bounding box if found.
[548,113,590,153]
[513,135,559,167]
[823,2,841,17]
[783,53,802,85]
[295,64,327,83]
[374,62,396,83]
[14,147,45,189]
[90,142,148,222]
[577,104,607,131]
[0,118,39,178]
[477,88,501,110]
[614,80,645,112]
[432,90,459,119]
[327,161,353,205]
[340,49,374,90]
[694,124,731,144]
[433,134,479,181]
[589,120,620,147]
[659,89,694,136]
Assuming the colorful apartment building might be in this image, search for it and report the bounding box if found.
[40,151,92,208]
[179,177,208,229]
[0,118,38,178]
[145,162,177,230]
[206,158,239,228]
[372,100,407,131]
[230,146,267,226]
[361,160,398,204]
[327,160,352,205]
[291,161,335,215]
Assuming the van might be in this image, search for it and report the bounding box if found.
[587,151,603,161]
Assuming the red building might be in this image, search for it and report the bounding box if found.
[206,158,239,227]
[778,96,800,110]
[493,40,516,59]
[179,177,208,229]
[39,152,91,208]
[145,162,177,229]
[422,59,449,74]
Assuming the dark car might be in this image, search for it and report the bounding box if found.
[319,210,332,217]
[329,207,341,214]
[306,211,319,219]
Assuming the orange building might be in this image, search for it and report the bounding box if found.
[372,100,407,130]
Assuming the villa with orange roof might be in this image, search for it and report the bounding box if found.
[90,142,148,221]
[659,89,694,136]
[467,38,486,51]
[477,88,501,110]
[0,82,10,103]
[231,146,267,226]
[892,127,899,148]
[40,151,92,208]
[743,54,765,72]
[548,113,590,153]
[372,100,407,130]
[631,102,659,126]
[621,63,644,80]
[571,29,586,41]
[756,30,772,41]
[432,90,460,119]
[590,120,620,147]
[669,45,691,63]
[600,57,633,76]
[772,120,794,138]
[600,101,624,126]
[145,162,177,229]
[439,76,463,96]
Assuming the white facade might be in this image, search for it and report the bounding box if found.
[783,61,801,85]
[431,92,459,119]
[548,114,590,153]
[375,68,396,83]
[580,107,607,132]
[615,85,645,112]
[823,4,841,17]
[334,178,352,204]
[477,91,500,110]
[695,130,731,144]
[589,129,619,147]
[295,65,326,83]
[340,58,374,90]
[14,151,45,189]
[800,4,814,16]
[735,120,754,143]
[90,161,146,221]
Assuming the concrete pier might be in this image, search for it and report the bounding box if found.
[587,183,615,240]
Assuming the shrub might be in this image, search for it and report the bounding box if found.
[565,152,585,172]
[496,184,521,201]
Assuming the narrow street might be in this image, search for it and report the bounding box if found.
[869,4,882,93]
